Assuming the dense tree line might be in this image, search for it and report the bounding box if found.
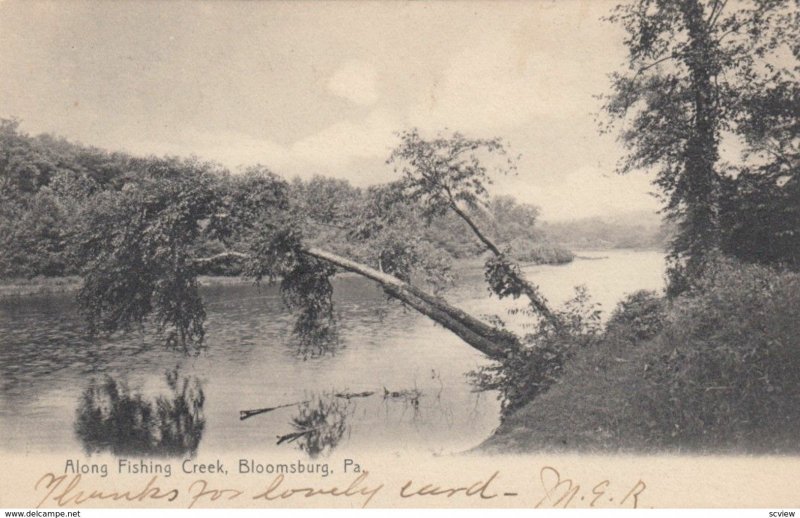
[0,119,572,281]
[0,118,145,277]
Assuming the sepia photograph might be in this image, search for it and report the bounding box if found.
[0,0,798,512]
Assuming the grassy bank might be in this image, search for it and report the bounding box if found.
[481,259,800,454]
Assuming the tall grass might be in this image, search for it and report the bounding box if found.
[483,258,800,453]
[637,259,800,451]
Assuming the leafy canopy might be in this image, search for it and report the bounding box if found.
[602,0,799,291]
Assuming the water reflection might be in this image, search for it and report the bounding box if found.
[278,392,354,458]
[5,252,666,455]
[382,386,423,421]
[271,387,432,457]
[75,368,205,457]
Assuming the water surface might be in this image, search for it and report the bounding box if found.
[0,249,665,457]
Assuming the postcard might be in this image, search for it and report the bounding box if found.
[1,0,798,511]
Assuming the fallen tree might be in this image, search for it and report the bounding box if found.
[74,130,561,366]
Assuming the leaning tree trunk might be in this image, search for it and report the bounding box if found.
[301,247,521,360]
[195,247,523,359]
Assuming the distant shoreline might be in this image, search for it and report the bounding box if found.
[0,248,664,300]
[0,275,253,300]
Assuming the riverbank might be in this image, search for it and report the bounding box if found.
[0,275,252,299]
[479,334,660,454]
[480,259,800,454]
[0,276,83,298]
[0,250,579,300]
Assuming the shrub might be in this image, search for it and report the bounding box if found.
[506,238,574,265]
[469,285,602,416]
[638,258,800,451]
[605,289,666,344]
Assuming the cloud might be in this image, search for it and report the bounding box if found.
[409,34,605,134]
[327,60,379,106]
[291,108,399,168]
[122,108,402,183]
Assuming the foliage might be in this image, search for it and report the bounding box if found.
[505,238,574,265]
[719,170,800,270]
[469,286,602,415]
[637,258,800,450]
[75,161,222,347]
[279,256,339,359]
[289,175,362,238]
[484,195,540,243]
[336,181,458,293]
[389,129,559,329]
[483,253,526,300]
[0,117,150,278]
[540,213,671,251]
[716,8,800,270]
[0,192,71,277]
[604,289,666,344]
[388,128,516,222]
[0,119,101,277]
[602,0,799,293]
[0,118,60,197]
[0,120,568,295]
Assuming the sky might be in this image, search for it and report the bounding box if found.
[0,0,661,221]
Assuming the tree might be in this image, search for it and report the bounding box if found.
[0,126,603,412]
[388,129,560,327]
[0,118,151,278]
[0,118,53,197]
[602,0,799,293]
[720,35,800,269]
[74,132,569,360]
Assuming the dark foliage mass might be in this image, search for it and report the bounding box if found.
[75,164,221,346]
[602,0,799,294]
[486,258,800,453]
[604,290,666,345]
[468,286,603,415]
[638,259,800,449]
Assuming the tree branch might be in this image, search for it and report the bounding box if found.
[302,246,521,359]
[634,54,680,78]
[448,201,502,256]
[759,139,798,170]
[707,0,727,31]
[189,245,520,359]
[442,191,560,328]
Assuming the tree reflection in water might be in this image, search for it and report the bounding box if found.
[75,368,205,457]
[277,393,353,458]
